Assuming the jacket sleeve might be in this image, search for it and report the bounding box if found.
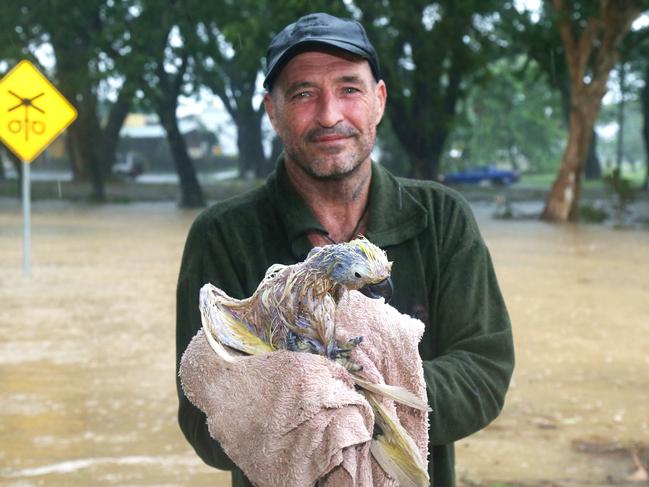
[423,196,515,445]
[175,213,243,470]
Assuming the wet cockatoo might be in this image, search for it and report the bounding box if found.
[199,237,430,487]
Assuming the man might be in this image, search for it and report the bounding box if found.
[176,12,514,487]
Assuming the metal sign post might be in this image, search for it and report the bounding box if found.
[0,60,77,276]
[22,161,31,276]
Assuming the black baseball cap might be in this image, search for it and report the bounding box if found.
[263,12,380,90]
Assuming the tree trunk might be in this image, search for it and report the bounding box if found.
[405,130,447,181]
[556,83,603,181]
[142,38,205,208]
[159,107,205,208]
[557,82,604,181]
[389,88,457,181]
[206,75,269,179]
[56,67,107,201]
[642,63,649,190]
[235,109,267,178]
[65,130,84,181]
[66,105,106,202]
[584,129,601,179]
[100,90,132,179]
[542,0,640,221]
[49,28,107,201]
[616,61,627,169]
[542,97,595,221]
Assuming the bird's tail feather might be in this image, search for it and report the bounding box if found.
[354,376,431,412]
[366,394,430,487]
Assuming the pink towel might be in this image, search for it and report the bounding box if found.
[179,291,429,486]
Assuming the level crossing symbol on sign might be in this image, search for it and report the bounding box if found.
[0,60,77,163]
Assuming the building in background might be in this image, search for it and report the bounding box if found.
[116,113,222,174]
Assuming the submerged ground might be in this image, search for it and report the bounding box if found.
[0,199,647,486]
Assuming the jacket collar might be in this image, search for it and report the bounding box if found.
[365,162,428,248]
[267,158,428,259]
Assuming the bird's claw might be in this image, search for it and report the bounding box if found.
[328,335,363,358]
[328,336,364,372]
[335,355,363,372]
[286,331,325,354]
[344,335,364,348]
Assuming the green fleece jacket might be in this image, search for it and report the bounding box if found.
[176,160,514,487]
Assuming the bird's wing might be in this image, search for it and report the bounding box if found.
[199,283,274,357]
[294,286,336,346]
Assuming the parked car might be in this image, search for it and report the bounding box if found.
[440,165,520,186]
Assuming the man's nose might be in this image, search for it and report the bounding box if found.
[316,90,343,127]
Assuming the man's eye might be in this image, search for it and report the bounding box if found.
[343,87,360,94]
[293,91,311,99]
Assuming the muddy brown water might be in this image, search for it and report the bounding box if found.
[1,201,647,486]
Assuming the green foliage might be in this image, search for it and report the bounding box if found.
[3,0,645,197]
[598,97,646,167]
[1,1,144,200]
[376,117,412,177]
[579,203,609,223]
[354,0,507,179]
[442,57,565,174]
[0,5,35,73]
[604,167,636,207]
[597,21,649,176]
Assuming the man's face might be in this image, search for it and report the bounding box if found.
[264,49,387,181]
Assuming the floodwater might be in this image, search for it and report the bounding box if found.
[2,169,239,184]
[0,201,647,487]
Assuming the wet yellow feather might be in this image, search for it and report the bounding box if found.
[366,394,430,487]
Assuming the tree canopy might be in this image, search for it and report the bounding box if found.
[2,1,648,215]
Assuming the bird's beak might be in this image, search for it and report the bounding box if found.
[359,277,393,303]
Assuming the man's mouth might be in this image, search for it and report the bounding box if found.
[307,126,358,144]
[313,135,348,143]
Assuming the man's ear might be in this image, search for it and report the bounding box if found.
[373,80,387,126]
[264,92,279,133]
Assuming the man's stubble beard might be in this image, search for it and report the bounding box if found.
[283,126,377,182]
[289,147,364,182]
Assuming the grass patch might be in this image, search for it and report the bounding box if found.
[519,173,554,187]
[521,165,647,190]
[580,204,609,223]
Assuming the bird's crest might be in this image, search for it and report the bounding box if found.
[348,237,393,278]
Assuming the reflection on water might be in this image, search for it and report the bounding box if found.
[0,201,647,486]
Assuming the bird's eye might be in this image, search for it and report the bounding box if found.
[354,272,362,278]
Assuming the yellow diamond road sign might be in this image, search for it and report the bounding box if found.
[0,60,77,163]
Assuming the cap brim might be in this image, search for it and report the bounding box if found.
[263,39,377,89]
